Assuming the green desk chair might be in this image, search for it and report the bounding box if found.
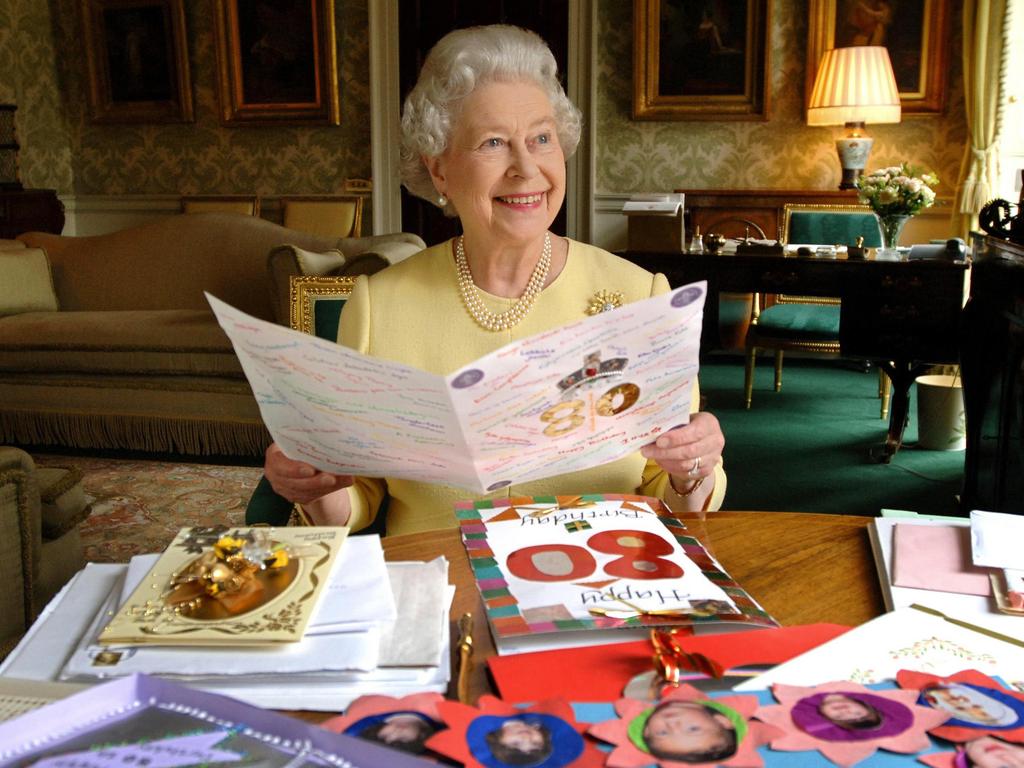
[744,204,891,417]
[245,276,387,535]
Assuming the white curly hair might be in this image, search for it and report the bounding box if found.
[400,25,582,216]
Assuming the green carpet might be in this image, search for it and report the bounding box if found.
[699,355,965,517]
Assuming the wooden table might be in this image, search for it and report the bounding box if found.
[382,511,886,706]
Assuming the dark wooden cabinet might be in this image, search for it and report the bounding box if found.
[0,188,64,239]
[961,235,1024,514]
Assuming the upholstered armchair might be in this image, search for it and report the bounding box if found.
[744,204,891,416]
[0,447,91,658]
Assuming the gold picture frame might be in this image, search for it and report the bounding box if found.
[289,275,355,336]
[213,0,340,125]
[806,0,951,115]
[633,0,770,121]
[80,0,194,124]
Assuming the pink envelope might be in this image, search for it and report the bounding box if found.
[892,524,992,596]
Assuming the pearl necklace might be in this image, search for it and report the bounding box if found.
[454,232,552,332]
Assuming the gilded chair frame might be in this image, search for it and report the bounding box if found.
[281,195,364,240]
[744,203,890,416]
[289,275,356,335]
[180,195,260,216]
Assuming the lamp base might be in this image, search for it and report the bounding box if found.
[839,168,862,190]
[835,131,873,191]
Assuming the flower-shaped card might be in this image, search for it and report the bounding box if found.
[756,682,951,767]
[918,735,1024,767]
[322,693,446,756]
[587,683,779,767]
[898,670,1024,743]
[425,695,604,768]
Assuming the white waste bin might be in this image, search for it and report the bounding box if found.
[915,374,966,451]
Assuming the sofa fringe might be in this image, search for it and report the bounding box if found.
[0,412,270,458]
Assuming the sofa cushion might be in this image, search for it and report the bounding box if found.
[0,248,59,316]
[0,310,244,377]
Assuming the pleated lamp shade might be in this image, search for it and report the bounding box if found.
[807,46,901,126]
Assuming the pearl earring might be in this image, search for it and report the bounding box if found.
[438,195,448,207]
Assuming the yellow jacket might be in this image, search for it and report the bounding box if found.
[337,238,726,535]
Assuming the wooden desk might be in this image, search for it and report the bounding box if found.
[383,512,885,707]
[680,188,956,245]
[622,250,970,461]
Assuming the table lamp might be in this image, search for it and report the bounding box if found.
[807,46,901,190]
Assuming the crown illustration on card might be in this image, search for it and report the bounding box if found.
[557,351,628,395]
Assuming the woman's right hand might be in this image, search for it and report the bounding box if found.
[264,443,354,504]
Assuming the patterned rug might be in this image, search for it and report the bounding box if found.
[34,455,264,564]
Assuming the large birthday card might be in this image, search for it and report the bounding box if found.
[458,494,778,655]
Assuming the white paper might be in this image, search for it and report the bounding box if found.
[379,558,449,666]
[971,509,1024,569]
[871,516,1024,638]
[735,606,1024,691]
[307,535,397,633]
[61,576,383,679]
[207,282,705,493]
[1,562,453,713]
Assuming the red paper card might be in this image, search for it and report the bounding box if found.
[488,623,850,703]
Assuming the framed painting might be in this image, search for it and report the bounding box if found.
[806,0,951,115]
[633,0,770,121]
[80,0,194,123]
[213,0,340,125]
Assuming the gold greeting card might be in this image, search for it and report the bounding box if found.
[99,526,347,646]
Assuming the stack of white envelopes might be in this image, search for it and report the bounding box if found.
[1,535,452,711]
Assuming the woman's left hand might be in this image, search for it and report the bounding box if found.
[640,411,725,488]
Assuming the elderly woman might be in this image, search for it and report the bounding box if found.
[264,24,726,535]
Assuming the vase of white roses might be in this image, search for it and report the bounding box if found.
[855,163,939,260]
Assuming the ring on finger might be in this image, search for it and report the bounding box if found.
[688,455,702,476]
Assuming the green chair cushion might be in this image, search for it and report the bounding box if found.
[754,303,840,340]
[788,212,882,248]
[313,297,347,341]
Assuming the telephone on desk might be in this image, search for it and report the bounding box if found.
[907,238,968,261]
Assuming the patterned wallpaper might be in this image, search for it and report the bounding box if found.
[2,1,967,202]
[0,0,74,192]
[1,0,371,197]
[594,0,967,197]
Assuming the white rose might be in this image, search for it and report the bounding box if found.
[878,189,898,204]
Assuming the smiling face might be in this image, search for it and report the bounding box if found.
[376,714,431,744]
[819,694,879,727]
[424,79,565,252]
[964,736,1024,768]
[642,701,736,762]
[925,685,1015,726]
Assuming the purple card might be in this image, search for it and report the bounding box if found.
[0,674,434,767]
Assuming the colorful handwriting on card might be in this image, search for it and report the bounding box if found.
[208,283,704,493]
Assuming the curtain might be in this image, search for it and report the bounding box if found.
[955,0,1010,237]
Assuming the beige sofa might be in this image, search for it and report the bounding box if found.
[0,213,425,457]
